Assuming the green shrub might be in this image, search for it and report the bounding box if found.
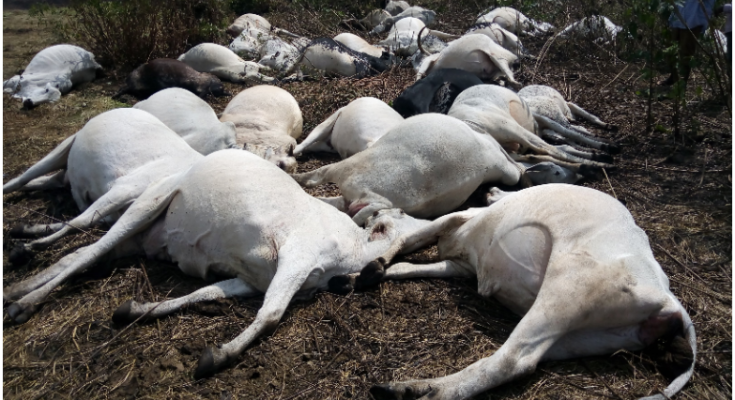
[43,0,231,71]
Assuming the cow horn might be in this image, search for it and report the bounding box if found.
[417,26,429,56]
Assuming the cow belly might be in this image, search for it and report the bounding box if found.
[163,191,278,291]
[475,222,552,315]
[302,48,356,77]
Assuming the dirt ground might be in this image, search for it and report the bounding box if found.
[3,3,732,400]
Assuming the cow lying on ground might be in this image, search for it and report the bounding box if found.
[113,58,229,99]
[334,33,388,58]
[378,17,456,57]
[349,184,696,400]
[416,32,521,88]
[178,43,276,84]
[287,38,391,78]
[475,7,554,36]
[219,85,302,172]
[517,84,620,154]
[558,15,623,45]
[4,108,205,259]
[291,113,528,225]
[392,68,483,118]
[370,6,437,34]
[448,85,614,167]
[382,0,410,15]
[133,88,238,155]
[3,44,102,109]
[340,9,391,31]
[294,97,404,158]
[465,22,533,57]
[4,150,430,383]
[226,13,271,37]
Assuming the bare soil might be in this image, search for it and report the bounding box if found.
[3,4,732,400]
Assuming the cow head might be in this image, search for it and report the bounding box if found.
[21,82,62,109]
[204,74,230,98]
[523,161,581,185]
[242,141,298,174]
[364,208,430,241]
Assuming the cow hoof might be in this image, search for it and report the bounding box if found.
[357,258,386,289]
[607,124,619,132]
[194,346,229,380]
[591,153,614,164]
[9,224,31,239]
[602,143,622,155]
[578,164,601,178]
[7,302,36,324]
[328,275,356,295]
[370,383,432,400]
[8,244,32,266]
[112,299,138,326]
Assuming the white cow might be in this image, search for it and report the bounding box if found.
[334,33,387,58]
[416,33,521,88]
[288,38,392,79]
[3,108,204,257]
[294,97,404,158]
[465,22,532,57]
[559,15,624,45]
[379,17,456,57]
[341,9,392,31]
[371,6,437,34]
[229,28,275,59]
[448,85,612,168]
[518,85,620,154]
[226,13,271,37]
[257,36,309,73]
[219,85,302,172]
[3,44,102,108]
[291,113,526,225]
[133,88,238,155]
[475,7,554,36]
[350,184,696,400]
[178,43,275,83]
[383,0,410,16]
[3,150,429,382]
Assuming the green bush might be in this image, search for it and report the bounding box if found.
[40,0,231,71]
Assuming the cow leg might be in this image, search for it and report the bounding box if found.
[293,108,342,156]
[113,278,259,325]
[10,222,65,239]
[289,164,338,187]
[3,134,75,194]
[567,102,616,130]
[486,187,513,205]
[4,173,182,322]
[194,250,317,379]
[358,210,480,287]
[383,260,475,279]
[316,196,348,212]
[534,115,619,154]
[13,182,144,256]
[370,299,567,400]
[18,170,68,191]
[482,53,521,89]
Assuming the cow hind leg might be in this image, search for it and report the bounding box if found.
[113,278,259,325]
[371,298,568,400]
[4,173,182,322]
[3,134,75,194]
[9,183,145,266]
[535,115,620,154]
[289,164,338,187]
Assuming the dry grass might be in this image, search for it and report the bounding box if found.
[3,4,732,400]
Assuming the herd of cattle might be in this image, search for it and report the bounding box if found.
[4,3,698,400]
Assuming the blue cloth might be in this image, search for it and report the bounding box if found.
[668,0,715,30]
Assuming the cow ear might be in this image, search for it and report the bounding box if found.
[288,143,295,156]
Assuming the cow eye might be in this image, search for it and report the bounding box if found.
[373,210,380,217]
[45,88,49,93]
